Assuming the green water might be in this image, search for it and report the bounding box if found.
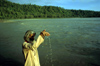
[0,18,100,66]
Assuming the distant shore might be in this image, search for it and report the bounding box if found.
[0,19,13,23]
[0,17,100,23]
[0,19,4,22]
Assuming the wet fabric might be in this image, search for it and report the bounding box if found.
[22,35,44,66]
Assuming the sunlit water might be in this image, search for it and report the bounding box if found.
[0,18,100,66]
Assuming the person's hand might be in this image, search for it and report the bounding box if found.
[41,30,50,36]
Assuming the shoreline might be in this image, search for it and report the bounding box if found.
[0,17,100,23]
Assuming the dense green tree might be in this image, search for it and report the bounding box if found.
[0,0,100,19]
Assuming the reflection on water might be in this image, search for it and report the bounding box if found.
[0,18,100,66]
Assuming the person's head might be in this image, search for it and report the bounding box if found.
[24,30,36,42]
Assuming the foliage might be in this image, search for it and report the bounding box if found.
[0,0,100,19]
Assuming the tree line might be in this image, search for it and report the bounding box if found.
[0,0,100,19]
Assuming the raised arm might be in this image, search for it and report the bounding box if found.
[34,30,50,48]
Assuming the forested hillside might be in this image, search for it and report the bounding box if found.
[0,0,100,19]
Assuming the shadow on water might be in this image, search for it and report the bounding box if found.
[0,55,23,66]
[88,50,100,66]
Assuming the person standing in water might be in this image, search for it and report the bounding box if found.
[22,30,50,66]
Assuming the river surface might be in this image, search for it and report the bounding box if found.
[0,18,100,66]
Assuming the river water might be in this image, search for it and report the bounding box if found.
[0,18,100,66]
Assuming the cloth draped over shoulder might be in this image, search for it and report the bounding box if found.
[22,35,44,66]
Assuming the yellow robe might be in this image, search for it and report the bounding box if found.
[22,35,44,66]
